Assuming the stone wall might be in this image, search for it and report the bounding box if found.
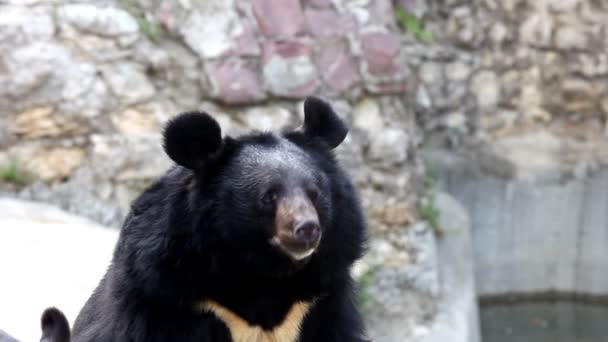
[4,0,608,225]
[0,0,424,230]
[0,4,434,338]
[407,0,608,150]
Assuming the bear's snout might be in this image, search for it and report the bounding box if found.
[271,192,322,261]
[294,220,321,245]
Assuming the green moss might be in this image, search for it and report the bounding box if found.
[395,7,433,41]
[119,0,161,40]
[419,160,444,235]
[0,161,28,186]
[418,194,443,236]
[136,16,161,40]
[355,266,378,311]
[423,160,437,188]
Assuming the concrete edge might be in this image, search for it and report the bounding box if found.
[418,192,481,342]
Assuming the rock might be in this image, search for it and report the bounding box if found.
[100,62,155,105]
[575,54,608,78]
[262,39,319,97]
[147,40,201,108]
[12,107,84,139]
[446,7,476,45]
[361,32,402,77]
[601,97,608,115]
[368,128,409,165]
[304,8,356,37]
[520,13,553,47]
[134,40,171,70]
[353,98,384,136]
[419,62,443,85]
[1,39,99,114]
[492,131,562,180]
[396,0,429,18]
[367,0,397,27]
[234,21,261,56]
[242,106,293,131]
[25,147,86,181]
[58,4,139,39]
[18,168,124,226]
[561,78,599,113]
[470,70,500,110]
[337,0,371,25]
[445,62,471,82]
[58,77,110,119]
[555,25,588,50]
[305,0,334,8]
[0,42,92,104]
[371,201,414,226]
[442,112,467,131]
[206,58,265,104]
[251,0,305,37]
[547,0,580,12]
[89,134,171,182]
[316,41,359,94]
[180,0,240,59]
[602,97,608,134]
[0,6,55,49]
[489,21,509,44]
[110,107,159,134]
[368,80,409,95]
[416,85,432,108]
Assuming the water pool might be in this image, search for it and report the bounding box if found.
[481,299,608,342]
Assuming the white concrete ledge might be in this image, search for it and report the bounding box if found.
[0,198,118,341]
[418,193,481,342]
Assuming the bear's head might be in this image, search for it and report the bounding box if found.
[163,97,363,278]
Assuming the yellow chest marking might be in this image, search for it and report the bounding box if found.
[200,300,313,342]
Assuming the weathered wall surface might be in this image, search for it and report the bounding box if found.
[411,0,608,149]
[0,0,423,231]
[0,1,435,340]
[4,0,608,226]
[427,149,608,298]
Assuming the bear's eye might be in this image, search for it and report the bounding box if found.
[307,187,320,203]
[261,189,278,208]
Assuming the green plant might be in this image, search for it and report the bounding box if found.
[136,16,161,40]
[423,160,437,188]
[395,7,433,41]
[0,162,28,186]
[418,160,444,235]
[355,266,377,311]
[119,0,161,40]
[418,194,443,235]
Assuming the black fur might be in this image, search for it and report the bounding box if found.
[163,111,223,170]
[40,307,70,342]
[71,96,368,341]
[302,96,348,149]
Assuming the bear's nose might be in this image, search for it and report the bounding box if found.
[293,220,321,245]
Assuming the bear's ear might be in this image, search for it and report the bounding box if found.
[163,112,223,170]
[303,96,348,149]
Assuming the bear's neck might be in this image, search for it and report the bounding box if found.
[199,299,314,342]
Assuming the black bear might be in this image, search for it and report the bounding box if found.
[71,96,369,341]
[40,308,70,342]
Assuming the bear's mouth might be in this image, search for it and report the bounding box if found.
[270,235,321,261]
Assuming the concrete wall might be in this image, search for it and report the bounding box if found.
[427,150,608,298]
